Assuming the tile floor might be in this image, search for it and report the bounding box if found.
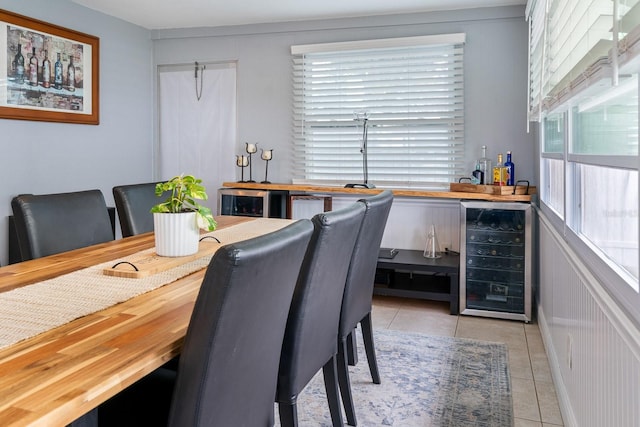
[371,295,564,427]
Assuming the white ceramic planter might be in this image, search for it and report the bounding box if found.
[153,212,199,257]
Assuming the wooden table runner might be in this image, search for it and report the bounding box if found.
[0,218,294,350]
[103,240,221,278]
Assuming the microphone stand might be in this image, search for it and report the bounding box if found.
[345,116,376,189]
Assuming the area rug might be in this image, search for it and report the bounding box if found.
[276,329,512,427]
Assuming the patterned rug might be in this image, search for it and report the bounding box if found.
[276,329,512,427]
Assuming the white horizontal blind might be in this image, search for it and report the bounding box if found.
[618,0,640,71]
[547,0,612,91]
[527,0,621,119]
[291,35,465,189]
[527,0,547,120]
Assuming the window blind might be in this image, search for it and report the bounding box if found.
[531,0,639,296]
[291,34,465,190]
[527,0,547,121]
[527,0,640,119]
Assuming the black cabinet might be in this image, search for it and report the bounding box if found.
[375,249,459,315]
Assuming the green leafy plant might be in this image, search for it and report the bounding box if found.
[150,174,217,231]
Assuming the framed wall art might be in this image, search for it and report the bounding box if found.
[0,8,99,125]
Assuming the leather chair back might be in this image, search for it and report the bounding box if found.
[339,190,393,338]
[335,191,393,425]
[168,219,314,426]
[113,182,163,237]
[11,190,114,261]
[277,202,365,402]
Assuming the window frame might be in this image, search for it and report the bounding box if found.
[540,112,566,218]
[539,77,639,322]
[531,0,640,322]
[290,34,466,190]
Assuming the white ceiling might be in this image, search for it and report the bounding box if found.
[71,0,527,30]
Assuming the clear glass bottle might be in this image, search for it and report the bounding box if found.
[504,151,515,185]
[14,43,24,84]
[29,47,38,86]
[42,49,51,88]
[54,52,63,89]
[67,55,75,91]
[478,145,492,184]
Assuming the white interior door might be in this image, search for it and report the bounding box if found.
[158,62,236,214]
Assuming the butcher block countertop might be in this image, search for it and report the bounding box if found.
[221,182,536,202]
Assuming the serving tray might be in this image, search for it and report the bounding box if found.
[103,239,220,279]
[449,182,536,196]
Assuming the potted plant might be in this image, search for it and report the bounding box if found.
[150,174,217,256]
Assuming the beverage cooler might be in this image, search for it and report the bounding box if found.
[218,189,287,218]
[460,201,532,322]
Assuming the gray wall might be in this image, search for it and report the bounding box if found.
[152,6,534,185]
[0,0,153,263]
[0,3,534,263]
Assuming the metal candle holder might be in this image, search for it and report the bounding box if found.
[261,149,273,184]
[245,142,258,183]
[236,155,249,182]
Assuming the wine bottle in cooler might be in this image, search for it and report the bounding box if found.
[54,52,63,89]
[67,55,75,91]
[14,43,25,84]
[42,49,51,88]
[504,151,515,186]
[29,47,38,86]
[478,145,492,184]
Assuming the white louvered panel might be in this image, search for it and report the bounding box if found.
[290,198,327,220]
[538,213,640,426]
[382,198,458,252]
[326,197,460,253]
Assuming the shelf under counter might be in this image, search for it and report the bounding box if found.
[375,249,460,315]
[221,182,535,202]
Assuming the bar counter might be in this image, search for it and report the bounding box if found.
[221,182,535,202]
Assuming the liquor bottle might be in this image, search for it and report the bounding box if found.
[14,44,24,84]
[54,52,63,90]
[471,162,483,184]
[478,145,492,184]
[42,49,51,88]
[29,47,38,86]
[493,153,507,186]
[67,55,75,91]
[504,151,515,186]
[492,154,502,185]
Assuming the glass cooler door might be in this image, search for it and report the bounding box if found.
[460,201,532,322]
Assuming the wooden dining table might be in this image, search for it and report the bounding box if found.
[0,215,256,427]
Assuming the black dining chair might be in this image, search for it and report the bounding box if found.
[113,182,164,237]
[336,190,393,426]
[98,219,314,427]
[276,202,366,427]
[11,190,114,261]
[113,182,179,371]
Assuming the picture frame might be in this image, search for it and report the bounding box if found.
[0,8,99,125]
